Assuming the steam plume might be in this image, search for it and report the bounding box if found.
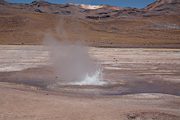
[43,34,103,84]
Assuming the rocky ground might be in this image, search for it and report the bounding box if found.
[0,45,180,120]
[0,86,180,120]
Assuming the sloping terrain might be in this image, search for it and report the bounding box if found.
[0,0,179,47]
[145,0,180,13]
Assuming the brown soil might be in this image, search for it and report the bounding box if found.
[0,2,180,47]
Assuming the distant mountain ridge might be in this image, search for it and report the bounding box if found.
[36,0,180,17]
[0,0,7,4]
[31,0,51,5]
[145,0,180,13]
[0,0,179,47]
[0,0,179,17]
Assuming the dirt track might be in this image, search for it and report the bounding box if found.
[0,45,180,120]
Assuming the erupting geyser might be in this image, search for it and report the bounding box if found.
[44,34,106,86]
[71,69,106,85]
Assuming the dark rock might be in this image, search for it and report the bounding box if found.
[80,9,90,13]
[53,12,59,14]
[101,15,110,18]
[31,0,51,5]
[127,113,138,119]
[98,12,108,15]
[34,9,44,13]
[61,10,71,15]
[59,4,70,8]
[86,15,110,20]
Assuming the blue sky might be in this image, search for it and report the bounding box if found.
[8,0,155,8]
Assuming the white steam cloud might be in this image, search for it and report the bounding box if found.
[43,34,105,85]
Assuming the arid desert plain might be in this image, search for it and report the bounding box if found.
[0,0,180,120]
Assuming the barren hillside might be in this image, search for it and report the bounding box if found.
[0,0,179,47]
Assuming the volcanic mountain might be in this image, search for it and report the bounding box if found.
[0,0,179,47]
[145,0,180,15]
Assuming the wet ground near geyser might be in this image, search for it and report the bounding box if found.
[1,72,180,96]
[0,45,180,96]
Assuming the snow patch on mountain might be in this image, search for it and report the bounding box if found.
[79,4,104,10]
